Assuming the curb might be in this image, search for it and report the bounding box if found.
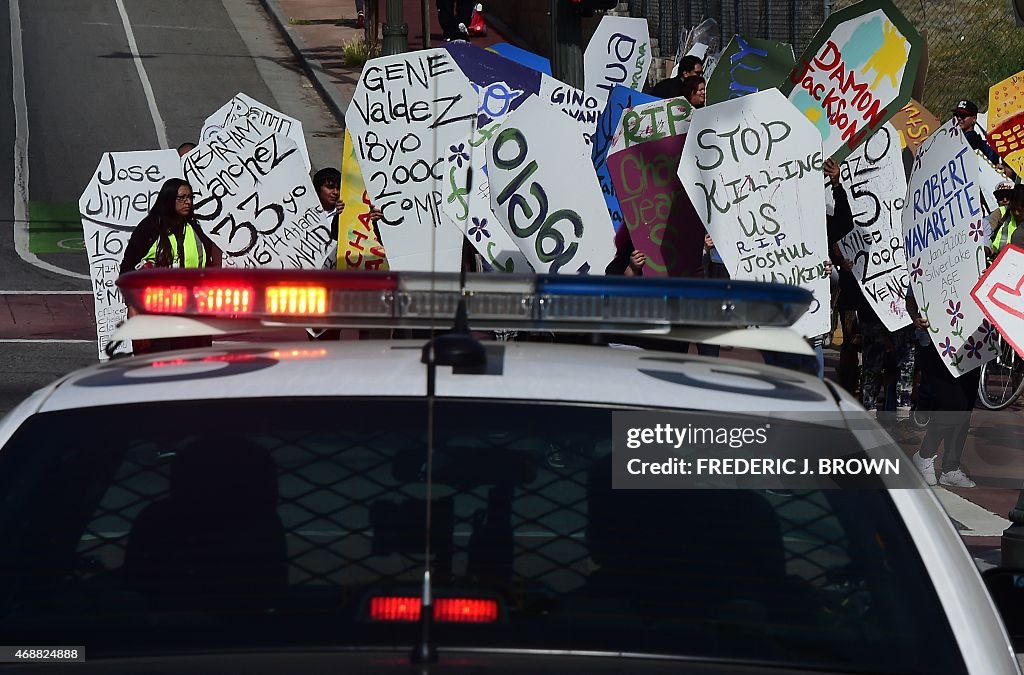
[255,0,350,128]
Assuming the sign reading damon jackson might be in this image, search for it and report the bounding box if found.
[346,49,476,271]
[79,150,183,358]
[780,0,923,163]
[678,89,830,337]
[902,119,995,376]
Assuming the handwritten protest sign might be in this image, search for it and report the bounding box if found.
[338,130,387,270]
[903,119,995,376]
[889,97,939,178]
[987,69,1024,175]
[678,89,830,337]
[487,96,614,274]
[201,93,310,172]
[584,16,651,103]
[79,150,182,358]
[837,122,911,331]
[184,118,327,269]
[781,0,923,163]
[441,42,540,272]
[539,74,602,146]
[972,245,1024,360]
[608,95,693,155]
[705,36,794,105]
[606,97,702,277]
[592,86,657,231]
[346,50,477,271]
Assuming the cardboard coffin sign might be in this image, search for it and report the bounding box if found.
[678,89,831,337]
[486,96,614,274]
[584,16,652,103]
[780,0,923,164]
[201,93,311,172]
[987,69,1024,175]
[705,35,795,105]
[902,119,995,376]
[971,245,1024,360]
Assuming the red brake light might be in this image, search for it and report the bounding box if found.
[369,596,499,623]
[194,285,253,315]
[142,286,188,314]
[266,286,327,316]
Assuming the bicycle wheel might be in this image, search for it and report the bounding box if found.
[978,344,1024,411]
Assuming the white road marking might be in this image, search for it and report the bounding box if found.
[82,21,227,32]
[0,339,93,344]
[0,290,91,295]
[9,0,90,281]
[934,487,1011,537]
[113,0,169,149]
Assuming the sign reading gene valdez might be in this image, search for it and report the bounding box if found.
[781,0,923,163]
[201,93,311,172]
[678,89,830,337]
[838,122,911,331]
[487,96,614,274]
[583,16,652,103]
[903,119,995,376]
[184,118,327,269]
[346,50,477,271]
[79,150,183,358]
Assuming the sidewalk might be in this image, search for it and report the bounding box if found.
[257,0,512,128]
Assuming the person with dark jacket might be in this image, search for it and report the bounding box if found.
[649,55,703,98]
[954,99,1009,173]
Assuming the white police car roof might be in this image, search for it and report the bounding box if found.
[34,340,841,415]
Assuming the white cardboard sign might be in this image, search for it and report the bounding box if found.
[183,117,328,269]
[902,119,995,376]
[584,16,652,103]
[346,50,477,271]
[539,74,602,147]
[608,96,693,156]
[487,96,614,274]
[972,245,1024,360]
[678,89,831,337]
[79,150,183,358]
[201,93,311,172]
[837,122,912,331]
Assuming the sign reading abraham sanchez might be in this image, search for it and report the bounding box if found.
[780,0,923,163]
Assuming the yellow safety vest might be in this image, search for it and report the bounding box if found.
[993,206,1018,252]
[143,223,206,268]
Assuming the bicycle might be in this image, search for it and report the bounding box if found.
[977,333,1024,411]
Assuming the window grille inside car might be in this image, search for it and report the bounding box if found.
[0,399,965,673]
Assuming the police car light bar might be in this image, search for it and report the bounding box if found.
[117,269,811,332]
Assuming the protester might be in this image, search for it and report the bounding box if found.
[605,226,646,276]
[649,55,703,98]
[176,142,196,157]
[906,287,980,488]
[437,0,473,42]
[992,183,1024,255]
[120,178,221,354]
[954,100,1009,173]
[680,76,706,108]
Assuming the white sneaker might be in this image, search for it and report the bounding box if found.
[911,453,937,486]
[939,469,976,488]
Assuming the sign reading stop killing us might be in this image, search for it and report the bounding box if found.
[837,122,911,331]
[183,118,327,269]
[583,15,652,103]
[487,95,614,274]
[201,92,311,172]
[781,0,923,163]
[903,119,995,377]
[346,49,477,271]
[678,89,830,337]
[79,149,183,358]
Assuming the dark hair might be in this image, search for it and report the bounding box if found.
[679,55,703,76]
[177,142,197,156]
[313,168,341,190]
[680,75,706,102]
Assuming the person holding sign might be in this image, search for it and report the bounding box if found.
[649,56,703,98]
[954,100,1011,177]
[120,178,221,355]
[991,182,1022,257]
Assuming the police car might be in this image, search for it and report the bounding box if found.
[0,268,1018,674]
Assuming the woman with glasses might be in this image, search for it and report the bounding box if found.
[119,178,221,354]
[120,178,220,274]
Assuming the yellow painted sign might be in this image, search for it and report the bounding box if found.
[988,69,1024,174]
[889,98,939,155]
[338,130,388,271]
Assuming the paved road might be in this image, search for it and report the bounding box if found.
[1,0,343,415]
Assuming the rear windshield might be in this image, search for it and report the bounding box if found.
[0,399,964,673]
